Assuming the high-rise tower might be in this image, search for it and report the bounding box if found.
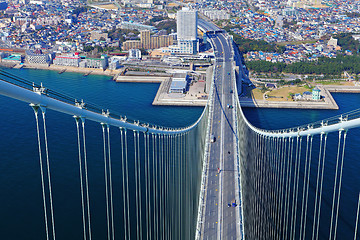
[177,7,198,54]
[177,7,198,41]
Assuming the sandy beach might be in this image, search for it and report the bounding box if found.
[21,63,122,77]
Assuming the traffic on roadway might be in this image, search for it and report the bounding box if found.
[198,19,242,240]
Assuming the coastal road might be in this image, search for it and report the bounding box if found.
[199,20,241,240]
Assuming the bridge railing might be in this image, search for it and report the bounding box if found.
[0,69,209,135]
[231,34,360,239]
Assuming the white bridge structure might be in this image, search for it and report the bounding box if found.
[0,19,360,240]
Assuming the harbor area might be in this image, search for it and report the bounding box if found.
[115,71,209,107]
[152,77,207,106]
[241,81,360,110]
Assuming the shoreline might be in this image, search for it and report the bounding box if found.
[21,63,121,77]
[4,63,360,108]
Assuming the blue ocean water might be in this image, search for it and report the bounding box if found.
[243,94,360,239]
[0,68,203,239]
[0,67,359,239]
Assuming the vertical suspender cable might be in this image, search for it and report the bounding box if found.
[147,133,152,240]
[293,136,303,239]
[300,135,310,240]
[262,136,268,239]
[170,135,174,239]
[134,130,140,240]
[278,137,287,240]
[159,134,164,240]
[354,192,360,240]
[163,134,167,240]
[106,126,115,240]
[277,137,283,238]
[329,130,343,240]
[124,129,131,240]
[302,135,313,240]
[285,137,294,239]
[315,133,328,240]
[137,131,143,240]
[120,128,128,240]
[75,117,87,240]
[312,133,324,240]
[82,119,92,240]
[262,136,267,239]
[186,132,190,240]
[281,137,289,240]
[275,137,283,238]
[273,137,280,238]
[333,130,347,240]
[270,137,276,239]
[166,135,170,240]
[260,135,265,238]
[41,108,56,240]
[255,134,261,238]
[178,134,182,240]
[152,134,157,240]
[102,124,110,240]
[144,133,149,240]
[165,135,169,240]
[290,136,300,240]
[255,134,260,237]
[32,105,50,240]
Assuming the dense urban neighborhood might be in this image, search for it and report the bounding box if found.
[0,0,359,71]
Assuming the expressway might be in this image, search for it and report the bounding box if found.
[198,20,241,240]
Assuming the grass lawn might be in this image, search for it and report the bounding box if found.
[267,86,311,101]
[251,88,264,100]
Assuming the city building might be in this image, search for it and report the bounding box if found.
[122,40,142,51]
[202,10,230,20]
[169,72,188,93]
[312,87,321,100]
[53,53,81,67]
[108,57,122,70]
[90,31,109,41]
[25,50,52,65]
[128,49,142,60]
[176,8,198,54]
[122,30,174,51]
[2,54,23,64]
[120,21,157,33]
[79,55,108,70]
[177,8,197,41]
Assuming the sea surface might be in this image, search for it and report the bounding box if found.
[0,67,359,239]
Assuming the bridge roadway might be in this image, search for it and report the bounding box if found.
[199,20,240,240]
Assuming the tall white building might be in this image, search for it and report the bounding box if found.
[177,8,198,40]
[177,8,198,54]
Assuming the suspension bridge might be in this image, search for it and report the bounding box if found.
[0,19,360,240]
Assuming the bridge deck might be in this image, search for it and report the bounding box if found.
[201,31,240,240]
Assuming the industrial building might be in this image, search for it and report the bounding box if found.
[53,53,81,67]
[25,50,52,65]
[169,72,188,93]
